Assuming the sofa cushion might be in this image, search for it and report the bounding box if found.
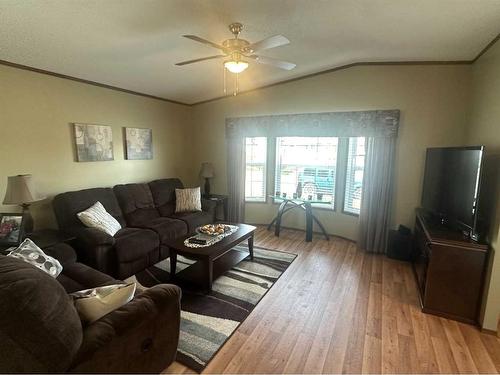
[53,188,126,232]
[171,211,214,234]
[148,178,184,217]
[113,183,161,226]
[0,255,82,373]
[133,217,187,244]
[114,228,159,263]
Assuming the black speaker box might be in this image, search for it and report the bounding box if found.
[386,225,413,261]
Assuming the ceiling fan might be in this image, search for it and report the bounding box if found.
[175,22,296,73]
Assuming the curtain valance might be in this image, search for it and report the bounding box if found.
[226,110,400,139]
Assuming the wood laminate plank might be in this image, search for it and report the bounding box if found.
[163,226,500,374]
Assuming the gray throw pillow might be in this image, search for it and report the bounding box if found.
[7,238,63,278]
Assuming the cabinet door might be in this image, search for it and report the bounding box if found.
[424,243,485,323]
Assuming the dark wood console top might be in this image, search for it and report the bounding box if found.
[416,209,488,252]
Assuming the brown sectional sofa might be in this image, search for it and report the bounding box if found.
[53,178,215,279]
[0,242,181,373]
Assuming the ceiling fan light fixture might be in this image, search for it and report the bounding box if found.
[224,60,249,74]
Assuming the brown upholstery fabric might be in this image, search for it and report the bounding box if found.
[134,217,188,243]
[113,183,160,226]
[0,255,82,373]
[53,187,126,230]
[114,227,159,263]
[113,183,188,244]
[0,243,181,373]
[149,178,184,217]
[70,284,181,373]
[171,211,215,234]
[43,243,119,293]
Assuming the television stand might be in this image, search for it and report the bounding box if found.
[412,208,489,325]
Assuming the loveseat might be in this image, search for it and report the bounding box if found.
[53,178,215,279]
[0,242,181,373]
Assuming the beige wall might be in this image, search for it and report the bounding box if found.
[0,65,192,229]
[468,40,500,332]
[189,65,472,240]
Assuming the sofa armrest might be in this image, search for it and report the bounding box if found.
[70,284,181,373]
[72,227,116,247]
[68,227,117,276]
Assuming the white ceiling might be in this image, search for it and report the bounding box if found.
[1,0,499,105]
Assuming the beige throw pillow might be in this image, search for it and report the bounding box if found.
[71,283,136,323]
[175,187,202,213]
[77,201,122,236]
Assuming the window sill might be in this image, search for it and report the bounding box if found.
[245,200,268,204]
[342,209,360,217]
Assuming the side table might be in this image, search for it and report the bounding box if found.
[204,194,228,222]
[0,229,75,253]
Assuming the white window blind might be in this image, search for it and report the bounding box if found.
[245,137,267,202]
[344,137,366,215]
[275,137,338,206]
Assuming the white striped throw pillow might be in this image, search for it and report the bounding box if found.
[77,201,122,236]
[175,187,202,213]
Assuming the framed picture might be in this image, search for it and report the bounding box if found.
[0,213,26,246]
[74,123,114,162]
[125,127,153,160]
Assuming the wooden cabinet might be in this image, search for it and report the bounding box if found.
[412,209,489,325]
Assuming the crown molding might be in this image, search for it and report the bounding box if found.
[190,60,471,106]
[0,59,191,106]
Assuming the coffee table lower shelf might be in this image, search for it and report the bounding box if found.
[172,248,250,292]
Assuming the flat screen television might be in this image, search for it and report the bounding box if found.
[421,146,484,239]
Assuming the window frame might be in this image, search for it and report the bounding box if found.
[243,135,366,217]
[244,137,268,203]
[273,136,339,211]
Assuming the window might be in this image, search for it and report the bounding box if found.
[245,137,267,202]
[275,137,338,206]
[344,137,366,215]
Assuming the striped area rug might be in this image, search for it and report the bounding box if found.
[127,243,296,372]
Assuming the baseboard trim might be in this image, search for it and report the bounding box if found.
[247,222,357,243]
[480,327,498,336]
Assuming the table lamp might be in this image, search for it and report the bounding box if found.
[199,162,215,197]
[3,174,46,234]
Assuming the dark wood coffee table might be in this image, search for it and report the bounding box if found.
[166,223,256,292]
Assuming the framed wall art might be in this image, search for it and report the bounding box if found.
[125,127,153,160]
[74,123,114,162]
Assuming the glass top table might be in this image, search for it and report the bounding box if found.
[267,195,330,242]
[269,195,331,205]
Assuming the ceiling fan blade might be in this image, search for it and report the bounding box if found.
[175,55,225,66]
[182,35,226,51]
[248,55,296,70]
[248,35,290,52]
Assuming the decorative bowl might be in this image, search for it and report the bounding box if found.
[196,224,231,236]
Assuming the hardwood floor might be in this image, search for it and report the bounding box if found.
[164,226,500,374]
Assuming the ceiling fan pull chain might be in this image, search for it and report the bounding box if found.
[223,62,227,95]
[234,72,239,96]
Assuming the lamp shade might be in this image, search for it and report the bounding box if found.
[199,163,215,178]
[3,175,46,205]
